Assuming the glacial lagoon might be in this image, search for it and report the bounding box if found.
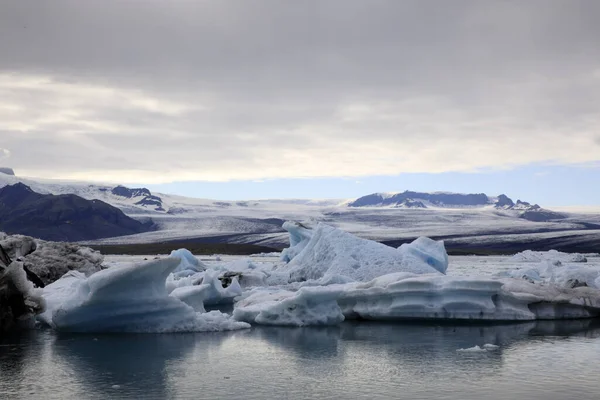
[3,321,600,400]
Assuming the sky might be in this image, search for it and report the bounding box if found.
[1,1,599,205]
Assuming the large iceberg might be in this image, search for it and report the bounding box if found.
[41,257,249,333]
[279,221,448,282]
[234,272,600,326]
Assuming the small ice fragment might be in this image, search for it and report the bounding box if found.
[457,345,486,352]
[483,343,499,350]
[111,385,121,389]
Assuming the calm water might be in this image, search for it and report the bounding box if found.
[2,321,600,399]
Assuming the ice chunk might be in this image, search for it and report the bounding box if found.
[483,344,499,350]
[511,250,591,263]
[457,345,486,352]
[38,270,87,326]
[44,258,249,333]
[233,286,344,326]
[398,236,449,274]
[170,249,206,273]
[234,273,600,326]
[169,285,207,312]
[165,271,205,293]
[280,221,313,263]
[279,222,447,282]
[498,260,600,289]
[191,269,243,306]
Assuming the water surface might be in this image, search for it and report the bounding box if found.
[2,321,600,399]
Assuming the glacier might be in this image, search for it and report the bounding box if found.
[40,257,249,333]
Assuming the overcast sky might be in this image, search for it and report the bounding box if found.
[1,1,599,203]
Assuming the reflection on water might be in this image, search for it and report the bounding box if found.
[2,320,600,399]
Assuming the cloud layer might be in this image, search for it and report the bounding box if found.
[1,1,599,183]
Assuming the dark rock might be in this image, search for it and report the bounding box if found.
[218,271,243,288]
[111,185,152,199]
[0,262,45,334]
[495,194,515,208]
[566,279,588,289]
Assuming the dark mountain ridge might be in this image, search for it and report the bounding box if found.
[0,183,155,241]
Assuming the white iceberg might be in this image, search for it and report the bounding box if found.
[498,260,600,289]
[279,222,447,282]
[41,257,249,333]
[174,269,242,308]
[456,345,487,353]
[234,272,600,326]
[233,286,344,326]
[511,250,591,263]
[170,248,206,277]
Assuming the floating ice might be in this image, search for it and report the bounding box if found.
[234,272,600,326]
[234,286,344,326]
[170,248,206,275]
[279,222,447,282]
[498,260,600,289]
[42,257,249,333]
[457,345,487,353]
[175,269,243,307]
[511,250,591,263]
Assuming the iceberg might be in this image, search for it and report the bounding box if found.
[42,257,249,333]
[279,222,447,282]
[170,248,206,276]
[498,260,600,289]
[234,272,600,326]
[511,250,591,263]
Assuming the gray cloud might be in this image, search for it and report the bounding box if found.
[0,0,599,182]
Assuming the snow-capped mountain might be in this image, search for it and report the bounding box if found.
[348,190,541,211]
[1,169,599,253]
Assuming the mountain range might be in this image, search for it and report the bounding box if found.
[1,168,599,253]
[0,182,154,242]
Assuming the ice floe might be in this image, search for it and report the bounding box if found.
[40,257,249,333]
[234,272,600,326]
[510,250,592,263]
[498,260,600,289]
